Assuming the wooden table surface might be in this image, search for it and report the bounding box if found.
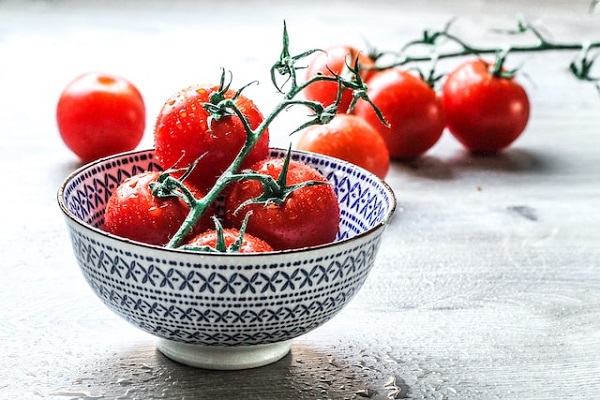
[2,1,599,399]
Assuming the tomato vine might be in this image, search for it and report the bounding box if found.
[150,22,383,249]
[372,15,600,89]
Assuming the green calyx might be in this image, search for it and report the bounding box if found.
[570,42,600,83]
[203,68,259,122]
[150,172,196,209]
[179,214,252,253]
[231,148,327,214]
[150,153,210,208]
[271,20,322,94]
[344,55,389,127]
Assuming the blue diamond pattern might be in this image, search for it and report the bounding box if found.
[62,149,394,346]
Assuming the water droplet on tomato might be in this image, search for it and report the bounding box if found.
[240,181,253,191]
[179,109,187,118]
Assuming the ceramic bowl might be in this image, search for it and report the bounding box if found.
[57,148,396,370]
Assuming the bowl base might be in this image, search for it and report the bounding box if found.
[156,339,292,370]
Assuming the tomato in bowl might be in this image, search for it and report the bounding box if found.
[57,148,396,370]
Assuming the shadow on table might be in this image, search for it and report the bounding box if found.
[391,147,558,181]
[52,341,389,399]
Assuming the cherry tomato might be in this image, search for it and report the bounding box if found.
[353,68,445,159]
[154,83,269,191]
[224,157,340,250]
[56,72,146,163]
[103,171,214,246]
[304,45,375,113]
[295,114,390,179]
[442,59,530,153]
[186,228,274,253]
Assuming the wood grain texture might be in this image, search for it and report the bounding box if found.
[1,1,599,399]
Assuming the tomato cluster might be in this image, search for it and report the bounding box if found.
[101,82,341,253]
[298,46,531,172]
[57,41,530,253]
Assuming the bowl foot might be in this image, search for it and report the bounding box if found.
[156,339,292,370]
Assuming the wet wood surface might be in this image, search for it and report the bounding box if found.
[1,0,599,399]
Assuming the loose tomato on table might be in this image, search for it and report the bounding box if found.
[353,68,445,159]
[303,45,375,113]
[224,157,340,251]
[103,171,214,246]
[56,72,146,163]
[441,59,530,153]
[153,82,270,191]
[295,114,390,179]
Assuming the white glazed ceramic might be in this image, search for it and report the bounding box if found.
[57,148,396,370]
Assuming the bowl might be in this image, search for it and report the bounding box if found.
[57,148,396,370]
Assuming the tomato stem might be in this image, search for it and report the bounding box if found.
[376,15,600,84]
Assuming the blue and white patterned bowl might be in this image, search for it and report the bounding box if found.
[57,148,396,369]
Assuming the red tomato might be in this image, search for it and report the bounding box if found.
[442,59,530,153]
[304,45,375,113]
[103,171,214,246]
[295,114,390,179]
[154,83,270,191]
[56,72,146,163]
[353,68,445,159]
[186,228,273,253]
[224,158,340,250]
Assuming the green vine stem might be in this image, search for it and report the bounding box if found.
[155,22,379,249]
[375,15,600,84]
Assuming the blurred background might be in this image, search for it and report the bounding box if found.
[1,0,598,153]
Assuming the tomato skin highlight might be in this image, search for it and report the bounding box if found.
[56,72,146,163]
[224,158,340,251]
[353,69,445,159]
[304,45,375,113]
[103,171,213,246]
[295,114,390,179]
[186,229,274,253]
[153,84,270,191]
[442,60,530,153]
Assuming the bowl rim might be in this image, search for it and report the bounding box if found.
[57,148,397,257]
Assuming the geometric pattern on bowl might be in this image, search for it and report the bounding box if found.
[59,148,396,346]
